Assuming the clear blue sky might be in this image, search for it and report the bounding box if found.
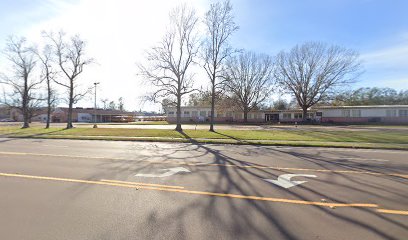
[229,0,408,90]
[0,0,407,110]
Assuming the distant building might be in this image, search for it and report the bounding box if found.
[315,105,408,124]
[0,105,11,120]
[9,107,48,122]
[7,107,136,123]
[165,105,408,124]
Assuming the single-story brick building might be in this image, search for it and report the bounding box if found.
[165,105,408,124]
[8,107,136,123]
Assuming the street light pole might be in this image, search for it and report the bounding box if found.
[93,82,100,128]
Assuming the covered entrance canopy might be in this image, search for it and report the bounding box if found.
[265,113,279,122]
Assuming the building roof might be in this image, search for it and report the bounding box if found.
[314,105,408,109]
[55,107,135,115]
[167,105,408,113]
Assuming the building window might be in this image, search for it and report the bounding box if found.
[247,113,252,119]
[192,111,198,117]
[183,111,190,117]
[386,109,397,117]
[283,113,291,119]
[208,111,212,117]
[307,113,314,119]
[234,113,242,119]
[352,109,361,117]
[199,111,206,117]
[294,113,303,119]
[399,110,408,117]
[342,110,351,117]
[168,111,174,115]
[226,112,232,117]
[217,112,224,118]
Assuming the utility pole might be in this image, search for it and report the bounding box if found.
[93,82,100,128]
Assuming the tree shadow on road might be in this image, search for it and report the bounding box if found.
[56,137,407,240]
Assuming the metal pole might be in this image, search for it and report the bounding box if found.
[93,82,100,128]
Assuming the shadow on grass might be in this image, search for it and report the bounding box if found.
[177,129,251,145]
[0,128,67,143]
[177,130,199,144]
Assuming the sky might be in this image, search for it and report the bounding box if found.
[0,0,407,112]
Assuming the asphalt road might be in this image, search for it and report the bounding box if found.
[0,138,407,240]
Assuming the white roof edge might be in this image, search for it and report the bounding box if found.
[166,105,408,111]
[313,105,408,109]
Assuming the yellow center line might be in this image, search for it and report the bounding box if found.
[0,172,378,208]
[376,209,408,215]
[0,151,406,179]
[100,179,185,189]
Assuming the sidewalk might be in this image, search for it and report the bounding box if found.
[4,134,407,150]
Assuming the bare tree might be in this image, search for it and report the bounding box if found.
[101,98,109,109]
[274,42,362,121]
[224,51,274,122]
[118,97,124,111]
[34,45,58,128]
[272,98,290,110]
[0,36,42,128]
[45,31,93,129]
[161,98,176,113]
[202,0,238,131]
[108,100,116,110]
[138,5,199,131]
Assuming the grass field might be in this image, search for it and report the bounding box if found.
[1,125,407,149]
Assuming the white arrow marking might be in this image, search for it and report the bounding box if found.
[135,167,191,178]
[264,174,317,189]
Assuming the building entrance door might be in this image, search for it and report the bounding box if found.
[265,114,279,122]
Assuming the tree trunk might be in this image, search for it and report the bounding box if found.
[175,95,182,132]
[45,81,51,129]
[66,100,73,129]
[302,106,308,122]
[66,83,74,129]
[209,81,216,132]
[21,76,29,129]
[243,111,248,123]
[22,108,29,128]
[46,104,51,128]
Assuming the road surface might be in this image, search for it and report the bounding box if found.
[0,138,407,240]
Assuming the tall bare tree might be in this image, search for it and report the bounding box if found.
[274,42,362,121]
[139,5,199,131]
[101,98,109,109]
[108,100,116,110]
[45,31,93,129]
[118,97,124,111]
[0,36,42,128]
[203,0,238,131]
[224,51,274,122]
[34,45,58,128]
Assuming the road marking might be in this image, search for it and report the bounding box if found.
[376,209,408,215]
[257,167,408,179]
[318,156,389,163]
[42,144,69,148]
[100,179,185,189]
[338,157,389,162]
[264,174,317,188]
[135,167,191,178]
[0,172,378,208]
[0,151,406,179]
[272,147,408,154]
